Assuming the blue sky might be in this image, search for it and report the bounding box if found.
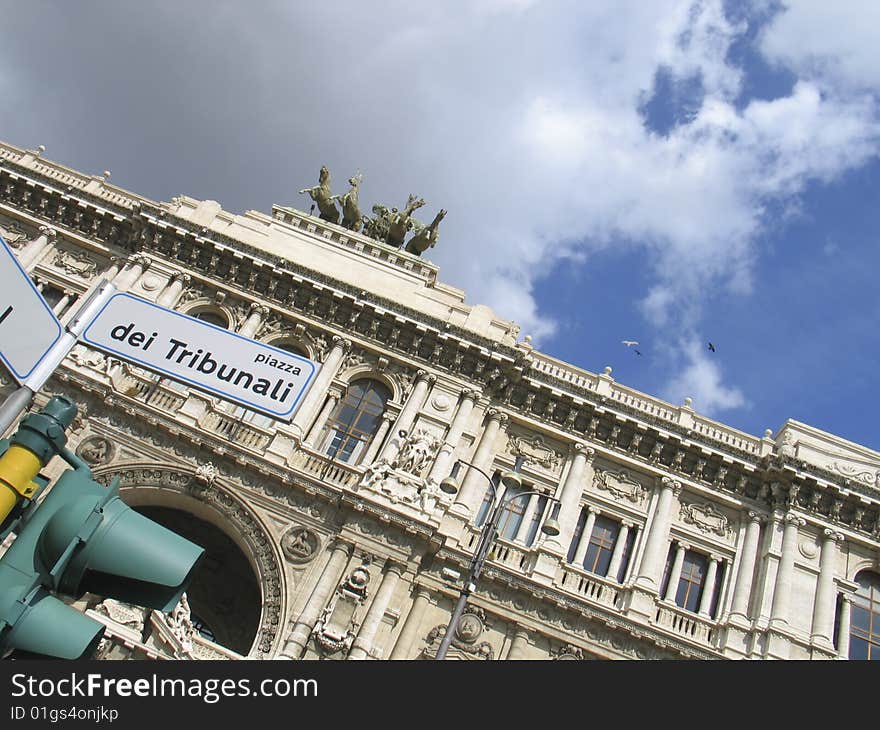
[1,1,878,449]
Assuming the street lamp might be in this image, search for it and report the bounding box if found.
[435,458,560,660]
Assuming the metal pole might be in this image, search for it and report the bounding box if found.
[435,498,502,660]
[0,385,35,437]
[434,489,558,660]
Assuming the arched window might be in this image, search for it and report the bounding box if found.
[272,341,309,359]
[320,379,390,464]
[849,571,880,660]
[190,309,228,329]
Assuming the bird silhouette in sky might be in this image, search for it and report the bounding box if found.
[634,349,642,356]
[708,342,716,353]
[622,340,639,347]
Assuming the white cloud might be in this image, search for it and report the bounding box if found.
[759,1,880,92]
[661,339,748,416]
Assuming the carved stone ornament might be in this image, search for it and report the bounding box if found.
[422,606,494,660]
[76,436,114,466]
[360,456,448,513]
[52,248,98,278]
[194,461,218,488]
[594,468,647,504]
[679,501,731,537]
[798,536,819,559]
[280,525,320,564]
[393,428,441,478]
[552,643,585,660]
[312,565,371,655]
[0,219,29,245]
[506,433,563,473]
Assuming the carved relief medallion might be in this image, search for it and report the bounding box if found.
[76,436,114,466]
[281,526,320,564]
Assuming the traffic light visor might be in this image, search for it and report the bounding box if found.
[3,589,104,660]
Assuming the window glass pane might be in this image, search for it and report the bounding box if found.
[851,606,871,633]
[849,637,869,661]
[322,379,390,463]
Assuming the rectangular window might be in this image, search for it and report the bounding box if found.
[475,474,545,544]
[583,516,619,577]
[677,551,708,612]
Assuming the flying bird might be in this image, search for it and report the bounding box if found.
[708,342,716,353]
[634,349,642,356]
[621,340,639,347]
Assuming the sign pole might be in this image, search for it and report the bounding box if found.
[0,279,116,436]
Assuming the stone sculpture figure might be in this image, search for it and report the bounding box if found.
[405,209,446,256]
[298,165,340,224]
[331,173,364,232]
[385,194,425,248]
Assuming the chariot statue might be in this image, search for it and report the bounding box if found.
[385,194,425,248]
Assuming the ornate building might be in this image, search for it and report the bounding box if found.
[1,139,878,661]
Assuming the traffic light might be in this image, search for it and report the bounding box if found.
[0,395,205,659]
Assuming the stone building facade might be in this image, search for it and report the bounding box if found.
[1,139,878,660]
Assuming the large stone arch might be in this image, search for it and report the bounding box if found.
[92,462,286,658]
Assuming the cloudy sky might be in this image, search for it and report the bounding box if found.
[2,1,879,449]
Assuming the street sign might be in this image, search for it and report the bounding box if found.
[0,234,63,383]
[81,292,319,421]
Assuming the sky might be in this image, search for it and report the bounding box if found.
[1,0,878,450]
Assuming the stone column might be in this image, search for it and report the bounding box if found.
[113,254,151,290]
[238,302,269,339]
[290,336,350,440]
[360,411,394,465]
[451,409,508,519]
[506,627,530,659]
[103,256,123,282]
[811,529,844,648]
[52,290,73,317]
[427,388,479,484]
[17,225,56,269]
[729,511,764,622]
[514,492,542,545]
[663,541,688,602]
[698,554,721,616]
[606,520,632,582]
[837,594,852,659]
[389,588,431,659]
[572,507,600,567]
[349,561,403,660]
[156,272,191,308]
[377,370,435,464]
[280,540,352,658]
[543,443,593,553]
[769,513,805,629]
[634,478,682,590]
[304,389,341,448]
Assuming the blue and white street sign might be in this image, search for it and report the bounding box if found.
[0,234,63,383]
[81,292,319,421]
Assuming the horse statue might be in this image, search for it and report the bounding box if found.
[298,165,340,224]
[386,194,425,248]
[405,209,446,256]
[331,172,364,232]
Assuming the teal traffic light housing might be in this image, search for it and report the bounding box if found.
[0,396,205,659]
